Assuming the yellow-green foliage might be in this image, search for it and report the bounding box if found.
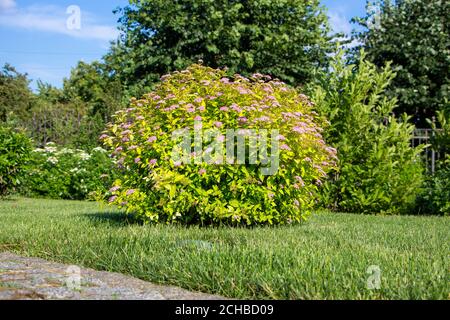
[101,64,336,225]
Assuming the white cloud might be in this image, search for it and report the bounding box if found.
[328,11,352,35]
[0,2,119,41]
[0,0,16,11]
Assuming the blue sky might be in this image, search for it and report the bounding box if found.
[0,0,367,90]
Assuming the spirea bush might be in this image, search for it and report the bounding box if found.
[0,125,32,197]
[23,143,116,200]
[101,64,336,225]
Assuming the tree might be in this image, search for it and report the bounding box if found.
[106,0,335,95]
[0,64,35,123]
[63,61,124,123]
[353,0,450,126]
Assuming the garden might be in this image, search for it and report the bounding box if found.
[0,0,449,300]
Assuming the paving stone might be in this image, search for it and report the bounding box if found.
[0,252,224,300]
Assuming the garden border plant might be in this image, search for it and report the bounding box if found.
[311,50,425,214]
[0,125,32,197]
[101,64,337,225]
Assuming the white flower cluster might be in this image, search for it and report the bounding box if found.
[32,142,103,165]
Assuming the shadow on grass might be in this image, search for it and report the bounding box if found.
[83,211,143,227]
[0,197,20,202]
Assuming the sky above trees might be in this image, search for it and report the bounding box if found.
[0,0,366,90]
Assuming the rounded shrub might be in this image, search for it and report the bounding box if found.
[0,125,32,197]
[101,64,336,225]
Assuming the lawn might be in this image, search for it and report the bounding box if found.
[0,198,448,299]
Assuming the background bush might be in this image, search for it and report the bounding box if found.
[311,50,425,214]
[0,125,32,197]
[415,155,450,215]
[102,64,336,225]
[22,143,116,200]
[415,111,450,215]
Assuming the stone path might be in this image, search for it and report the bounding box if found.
[0,252,223,300]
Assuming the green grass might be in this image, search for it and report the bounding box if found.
[0,198,448,299]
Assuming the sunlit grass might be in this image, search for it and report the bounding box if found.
[0,198,448,299]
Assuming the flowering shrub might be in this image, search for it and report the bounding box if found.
[101,64,336,225]
[23,143,116,200]
[0,126,32,197]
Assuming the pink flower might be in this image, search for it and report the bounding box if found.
[214,121,223,128]
[194,97,203,104]
[108,195,117,203]
[262,86,273,93]
[295,176,305,187]
[121,130,132,136]
[237,86,250,94]
[149,159,157,166]
[114,146,123,153]
[194,116,202,121]
[277,134,286,141]
[109,186,120,192]
[238,117,248,123]
[134,157,141,163]
[198,168,206,175]
[173,161,182,167]
[255,116,270,122]
[220,106,229,112]
[292,126,306,134]
[128,145,138,150]
[99,134,109,140]
[147,136,157,143]
[217,135,225,142]
[126,189,136,196]
[230,103,241,112]
[198,106,206,112]
[280,144,291,151]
